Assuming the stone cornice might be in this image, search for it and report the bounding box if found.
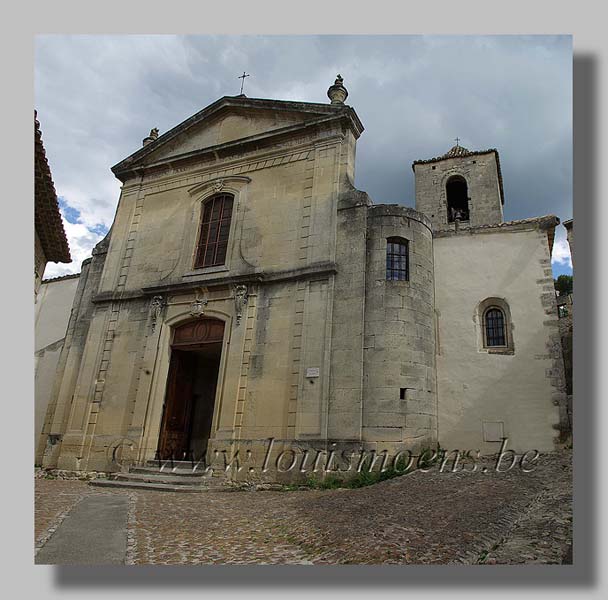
[91,262,338,304]
[187,176,252,197]
[118,129,350,196]
[120,145,317,199]
[368,204,434,233]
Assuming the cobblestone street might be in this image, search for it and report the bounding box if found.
[35,451,572,565]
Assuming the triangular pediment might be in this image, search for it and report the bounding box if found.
[112,96,363,180]
[143,107,318,164]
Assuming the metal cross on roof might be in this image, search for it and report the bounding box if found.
[238,71,250,95]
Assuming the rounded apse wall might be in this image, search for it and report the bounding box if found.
[363,205,436,452]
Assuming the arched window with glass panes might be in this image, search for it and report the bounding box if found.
[194,193,234,268]
[483,306,507,347]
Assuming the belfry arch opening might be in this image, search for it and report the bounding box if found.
[446,175,470,222]
[157,318,225,462]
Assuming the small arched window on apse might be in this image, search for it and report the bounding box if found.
[484,307,506,347]
[194,193,234,268]
[478,298,514,353]
[446,175,470,223]
[386,237,409,281]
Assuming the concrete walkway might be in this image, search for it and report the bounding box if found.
[35,494,129,565]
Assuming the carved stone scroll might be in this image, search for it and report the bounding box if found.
[149,295,165,332]
[234,284,249,326]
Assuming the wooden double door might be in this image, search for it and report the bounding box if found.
[157,319,224,462]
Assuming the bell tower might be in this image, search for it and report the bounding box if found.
[412,143,504,230]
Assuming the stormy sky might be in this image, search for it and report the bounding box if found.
[35,35,572,278]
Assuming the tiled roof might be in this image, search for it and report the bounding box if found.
[35,112,71,263]
[468,214,559,231]
[412,145,505,205]
[433,214,560,247]
[41,272,80,284]
[442,144,473,158]
[413,144,494,165]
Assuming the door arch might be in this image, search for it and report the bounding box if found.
[157,318,225,461]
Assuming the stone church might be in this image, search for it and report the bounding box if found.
[36,76,568,478]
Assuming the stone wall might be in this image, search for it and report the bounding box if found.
[563,220,573,266]
[327,183,371,442]
[363,205,437,453]
[34,231,46,297]
[414,152,503,230]
[40,108,360,476]
[35,275,80,450]
[38,234,109,467]
[433,222,565,453]
[557,306,573,399]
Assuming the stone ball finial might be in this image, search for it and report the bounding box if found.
[327,74,348,105]
[142,127,160,147]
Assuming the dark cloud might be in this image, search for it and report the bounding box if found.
[35,35,572,276]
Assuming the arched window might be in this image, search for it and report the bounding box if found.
[446,175,470,223]
[194,193,234,268]
[484,307,506,347]
[386,237,409,281]
[477,297,513,353]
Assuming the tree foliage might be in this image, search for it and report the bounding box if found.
[554,274,573,296]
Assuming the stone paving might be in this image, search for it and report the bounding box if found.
[35,479,93,544]
[34,478,120,555]
[36,494,129,565]
[34,451,572,565]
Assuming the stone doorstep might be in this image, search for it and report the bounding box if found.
[145,459,206,467]
[144,460,225,476]
[113,472,214,486]
[130,465,214,477]
[89,479,214,493]
[87,460,231,493]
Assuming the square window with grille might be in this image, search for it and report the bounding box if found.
[386,238,409,281]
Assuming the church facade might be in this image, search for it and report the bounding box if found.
[37,77,568,478]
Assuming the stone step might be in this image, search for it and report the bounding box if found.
[145,459,208,469]
[113,472,213,486]
[89,479,212,493]
[130,465,213,477]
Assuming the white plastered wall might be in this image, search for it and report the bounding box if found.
[434,227,562,454]
[35,276,80,444]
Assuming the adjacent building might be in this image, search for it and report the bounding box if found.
[35,112,71,295]
[35,274,80,443]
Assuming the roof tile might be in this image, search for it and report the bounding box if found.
[35,112,71,263]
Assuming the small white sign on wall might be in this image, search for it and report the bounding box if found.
[305,367,320,378]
